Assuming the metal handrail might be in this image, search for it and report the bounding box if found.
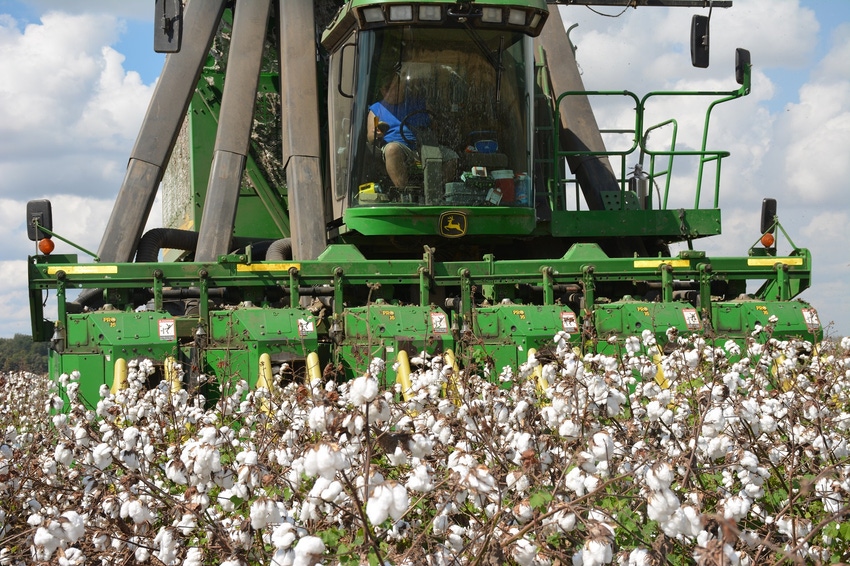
[551,74,749,212]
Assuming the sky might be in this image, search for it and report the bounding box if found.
[0,0,847,339]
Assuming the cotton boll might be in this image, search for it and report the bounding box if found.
[590,431,614,462]
[91,442,112,470]
[134,545,151,562]
[627,548,653,565]
[367,398,391,422]
[349,375,379,406]
[703,435,732,461]
[250,497,282,530]
[701,407,725,438]
[408,433,433,459]
[122,498,155,525]
[721,494,751,522]
[58,547,85,566]
[366,483,394,525]
[565,467,587,496]
[506,471,530,494]
[512,538,538,566]
[406,464,435,493]
[307,406,332,433]
[389,481,410,520]
[58,511,85,543]
[647,488,680,522]
[559,419,582,440]
[54,443,73,467]
[175,514,197,536]
[271,523,297,550]
[552,510,577,533]
[33,526,60,559]
[302,443,347,479]
[154,527,179,566]
[645,462,675,491]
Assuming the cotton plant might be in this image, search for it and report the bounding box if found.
[2,336,850,564]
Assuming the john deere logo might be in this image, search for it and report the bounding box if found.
[439,211,467,238]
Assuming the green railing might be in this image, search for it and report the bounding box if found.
[551,70,750,212]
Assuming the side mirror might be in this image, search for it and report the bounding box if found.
[690,15,710,68]
[760,198,777,234]
[27,199,53,241]
[154,0,182,53]
[735,48,751,85]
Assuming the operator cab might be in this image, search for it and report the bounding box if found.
[327,24,536,214]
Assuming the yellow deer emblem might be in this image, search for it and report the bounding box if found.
[439,211,467,238]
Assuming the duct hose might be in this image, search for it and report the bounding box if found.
[266,238,293,261]
[135,228,200,262]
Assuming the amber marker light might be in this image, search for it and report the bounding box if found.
[760,233,775,248]
[38,238,55,255]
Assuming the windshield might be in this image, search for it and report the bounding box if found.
[338,27,534,208]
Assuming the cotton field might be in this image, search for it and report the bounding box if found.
[2,329,850,565]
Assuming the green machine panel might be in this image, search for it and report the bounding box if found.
[471,304,580,375]
[594,300,703,354]
[55,311,181,408]
[342,304,455,386]
[711,300,822,341]
[207,308,321,387]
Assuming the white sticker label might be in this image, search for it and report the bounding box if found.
[431,312,448,334]
[297,319,314,336]
[159,319,176,340]
[802,308,821,332]
[561,312,578,333]
[683,309,701,331]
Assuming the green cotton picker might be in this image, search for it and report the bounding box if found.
[26,0,821,408]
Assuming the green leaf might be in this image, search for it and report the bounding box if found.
[529,489,553,511]
[824,522,840,539]
[319,527,344,548]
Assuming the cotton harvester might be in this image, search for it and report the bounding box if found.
[27,0,821,408]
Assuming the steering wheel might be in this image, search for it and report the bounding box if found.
[399,108,434,147]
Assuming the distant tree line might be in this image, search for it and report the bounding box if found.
[0,334,48,374]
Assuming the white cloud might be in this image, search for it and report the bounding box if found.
[0,10,154,262]
[814,22,850,81]
[17,1,151,20]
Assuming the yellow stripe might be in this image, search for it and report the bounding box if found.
[633,259,690,269]
[747,258,804,267]
[47,265,118,275]
[236,263,301,272]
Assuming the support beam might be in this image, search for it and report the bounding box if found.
[536,15,619,211]
[279,0,327,261]
[97,0,226,263]
[195,0,272,262]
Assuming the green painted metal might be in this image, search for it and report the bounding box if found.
[32,237,819,392]
[551,209,721,239]
[340,304,454,384]
[344,206,537,236]
[470,304,579,373]
[54,310,181,409]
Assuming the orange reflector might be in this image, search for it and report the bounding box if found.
[38,238,55,255]
[760,233,775,247]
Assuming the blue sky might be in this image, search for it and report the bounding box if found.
[0,0,848,339]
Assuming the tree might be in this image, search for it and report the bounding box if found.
[0,334,48,374]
